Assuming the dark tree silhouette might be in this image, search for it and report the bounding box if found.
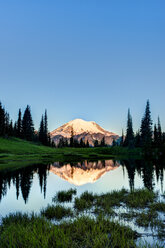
[86,140,89,147]
[94,139,99,147]
[140,100,153,149]
[17,109,22,138]
[22,105,34,141]
[0,102,5,136]
[134,130,141,147]
[39,115,44,144]
[123,109,134,148]
[157,117,162,147]
[101,137,105,147]
[70,127,74,147]
[120,129,124,146]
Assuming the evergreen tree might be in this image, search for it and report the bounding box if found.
[43,110,48,145]
[80,138,84,147]
[101,137,105,147]
[64,139,69,147]
[22,105,34,141]
[94,139,99,147]
[86,140,89,148]
[13,122,17,137]
[17,109,22,138]
[5,112,10,136]
[153,124,158,147]
[112,139,117,146]
[51,140,56,148]
[123,109,134,148]
[120,129,124,146]
[157,117,162,147]
[39,115,44,144]
[140,100,153,149]
[0,102,5,136]
[8,120,13,136]
[58,137,65,148]
[134,130,141,147]
[38,110,49,146]
[70,127,74,147]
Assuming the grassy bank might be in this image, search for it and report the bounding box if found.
[0,188,165,248]
[0,137,141,171]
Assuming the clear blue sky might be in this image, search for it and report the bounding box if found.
[0,0,165,134]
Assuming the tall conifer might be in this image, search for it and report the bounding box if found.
[22,105,34,141]
[123,109,134,148]
[140,100,153,149]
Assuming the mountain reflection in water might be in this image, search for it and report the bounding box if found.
[0,159,164,204]
[50,160,119,186]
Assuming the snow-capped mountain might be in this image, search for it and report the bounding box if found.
[50,118,119,146]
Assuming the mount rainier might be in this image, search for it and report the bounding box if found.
[50,119,119,146]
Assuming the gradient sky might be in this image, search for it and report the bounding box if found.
[0,0,165,135]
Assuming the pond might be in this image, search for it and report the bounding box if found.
[0,159,164,218]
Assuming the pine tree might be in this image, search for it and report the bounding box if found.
[13,122,17,137]
[17,109,22,138]
[157,117,162,147]
[39,115,44,144]
[112,139,116,147]
[0,102,5,136]
[5,112,10,136]
[80,138,84,148]
[153,124,158,147]
[70,127,74,147]
[8,120,13,136]
[22,105,34,141]
[140,100,153,149]
[86,140,89,148]
[101,137,105,147]
[134,130,141,147]
[43,110,48,145]
[64,139,69,147]
[123,109,134,148]
[120,129,124,146]
[94,139,99,147]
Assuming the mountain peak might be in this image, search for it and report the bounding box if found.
[50,118,119,146]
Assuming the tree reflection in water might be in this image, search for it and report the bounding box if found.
[0,159,164,203]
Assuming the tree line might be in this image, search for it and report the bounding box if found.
[0,100,165,151]
[120,100,165,152]
[0,102,54,146]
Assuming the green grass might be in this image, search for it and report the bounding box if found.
[1,188,165,247]
[0,212,138,248]
[52,188,77,203]
[41,205,73,220]
[0,213,70,248]
[150,202,165,212]
[123,189,158,208]
[135,209,159,228]
[0,137,142,171]
[74,191,96,211]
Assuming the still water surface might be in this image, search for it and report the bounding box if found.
[0,159,164,217]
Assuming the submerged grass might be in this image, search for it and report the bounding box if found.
[150,202,165,212]
[1,187,165,247]
[41,205,73,220]
[52,188,77,203]
[74,191,96,211]
[123,189,158,208]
